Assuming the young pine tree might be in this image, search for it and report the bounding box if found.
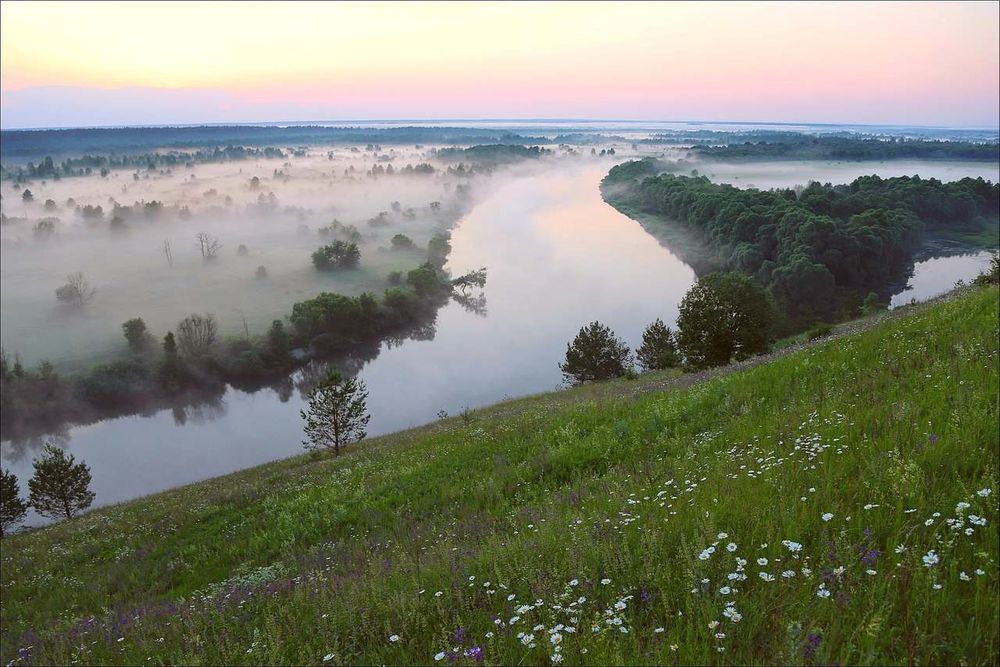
[28,445,95,520]
[559,321,633,385]
[636,318,680,372]
[1,468,28,537]
[301,370,371,456]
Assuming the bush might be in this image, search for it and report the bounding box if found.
[806,323,834,340]
[312,241,360,270]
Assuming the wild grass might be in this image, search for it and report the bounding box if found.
[1,286,997,666]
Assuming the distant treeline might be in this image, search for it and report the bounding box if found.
[0,146,287,182]
[603,159,999,328]
[689,136,1000,161]
[432,144,553,164]
[0,254,485,441]
[0,125,545,160]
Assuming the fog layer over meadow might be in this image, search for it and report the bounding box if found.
[1,146,489,370]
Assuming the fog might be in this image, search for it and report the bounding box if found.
[0,146,497,370]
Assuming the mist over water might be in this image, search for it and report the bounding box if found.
[1,150,995,526]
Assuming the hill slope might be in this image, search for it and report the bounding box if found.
[2,287,998,665]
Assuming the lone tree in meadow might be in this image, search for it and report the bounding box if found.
[301,370,371,456]
[27,444,95,520]
[1,469,28,537]
[55,272,97,307]
[676,272,775,371]
[636,318,680,371]
[560,321,633,385]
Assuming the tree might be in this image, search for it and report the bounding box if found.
[559,321,633,385]
[55,272,97,306]
[158,332,187,391]
[301,370,371,456]
[1,469,28,537]
[676,272,775,370]
[861,292,886,315]
[312,241,360,270]
[390,233,415,250]
[28,444,95,520]
[195,232,222,260]
[122,318,151,352]
[636,318,680,371]
[175,314,218,358]
[22,189,33,203]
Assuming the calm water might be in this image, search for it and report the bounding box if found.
[2,161,995,526]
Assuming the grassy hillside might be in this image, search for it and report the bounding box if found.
[2,287,997,666]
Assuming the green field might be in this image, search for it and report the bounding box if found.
[2,286,998,666]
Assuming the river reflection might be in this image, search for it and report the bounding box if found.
[2,162,698,524]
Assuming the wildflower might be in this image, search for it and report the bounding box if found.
[600,578,611,585]
[975,569,986,576]
[866,569,877,575]
[549,633,562,645]
[924,519,934,526]
[719,586,732,595]
[435,591,443,597]
[323,654,335,662]
[822,513,834,522]
[389,635,400,643]
[783,540,802,553]
[717,532,729,539]
[507,594,516,601]
[969,515,987,526]
[670,644,678,651]
[816,586,831,598]
[726,542,738,552]
[922,550,940,568]
[781,570,796,578]
[757,557,769,566]
[568,579,579,586]
[977,488,992,497]
[863,504,879,510]
[708,620,720,630]
[509,616,520,625]
[960,571,971,581]
[654,627,665,634]
[551,654,564,664]
[722,606,742,622]
[956,502,971,512]
[759,572,775,582]
[894,544,906,554]
[932,583,943,590]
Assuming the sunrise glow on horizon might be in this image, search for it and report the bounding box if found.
[1,0,998,129]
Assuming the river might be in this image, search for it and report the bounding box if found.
[2,161,995,526]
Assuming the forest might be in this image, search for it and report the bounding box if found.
[689,135,1000,161]
[603,159,999,328]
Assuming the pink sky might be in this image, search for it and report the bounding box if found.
[1,1,998,128]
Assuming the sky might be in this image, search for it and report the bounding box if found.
[1,0,998,129]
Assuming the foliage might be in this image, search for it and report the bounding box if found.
[0,469,27,537]
[560,321,633,384]
[311,241,360,270]
[676,272,776,370]
[636,318,680,371]
[121,318,151,353]
[390,234,415,250]
[300,370,371,456]
[26,444,95,520]
[603,163,999,330]
[692,136,1000,161]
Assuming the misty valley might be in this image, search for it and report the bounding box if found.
[0,124,996,528]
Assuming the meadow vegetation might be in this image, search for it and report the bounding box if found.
[1,285,996,665]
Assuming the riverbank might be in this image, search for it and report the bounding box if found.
[2,284,996,665]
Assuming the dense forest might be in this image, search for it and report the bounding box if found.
[0,146,287,182]
[432,144,553,164]
[0,126,544,160]
[689,136,1000,161]
[603,159,999,328]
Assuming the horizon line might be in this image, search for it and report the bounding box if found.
[3,117,999,133]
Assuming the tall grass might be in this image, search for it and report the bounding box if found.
[2,287,997,665]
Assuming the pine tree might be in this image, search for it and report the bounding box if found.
[301,370,371,456]
[559,321,633,385]
[636,318,680,371]
[28,445,95,520]
[1,469,28,537]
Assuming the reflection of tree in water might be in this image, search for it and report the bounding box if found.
[1,430,71,464]
[452,291,488,317]
[271,376,294,403]
[170,394,228,426]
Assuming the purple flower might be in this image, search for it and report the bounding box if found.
[464,645,484,663]
[804,632,822,660]
[860,549,881,566]
[453,626,466,645]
